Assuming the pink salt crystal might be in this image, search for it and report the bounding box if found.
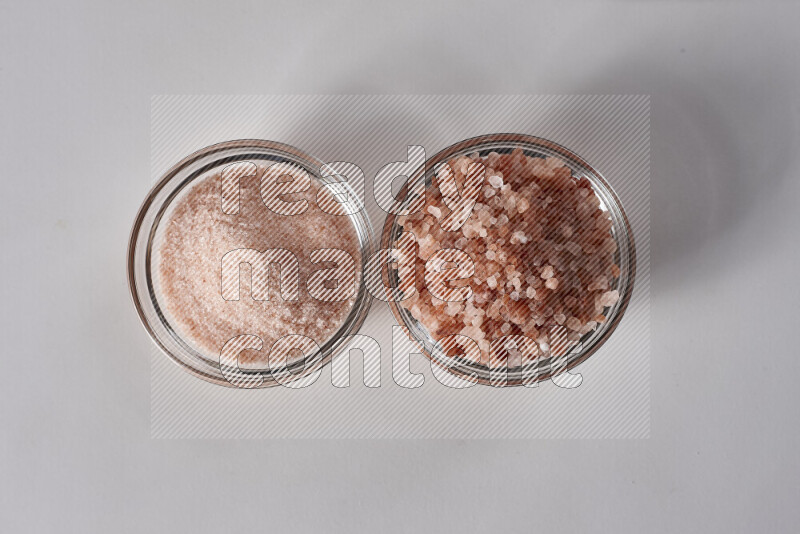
[595,216,613,232]
[565,241,582,256]
[522,321,539,339]
[536,330,549,344]
[545,277,559,290]
[576,202,592,218]
[510,230,528,244]
[580,321,598,335]
[565,317,582,331]
[567,331,582,342]
[488,175,503,189]
[599,290,620,307]
[505,196,517,212]
[587,276,609,292]
[541,265,555,279]
[599,237,617,255]
[418,234,438,259]
[446,302,462,316]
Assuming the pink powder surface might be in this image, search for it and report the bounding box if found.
[158,169,361,368]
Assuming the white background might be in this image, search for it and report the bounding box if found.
[1,1,799,532]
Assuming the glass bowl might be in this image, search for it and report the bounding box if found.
[381,133,636,387]
[128,140,374,387]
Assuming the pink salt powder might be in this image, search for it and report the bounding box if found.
[158,167,361,368]
[395,148,621,365]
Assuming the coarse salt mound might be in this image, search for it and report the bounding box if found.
[395,149,621,365]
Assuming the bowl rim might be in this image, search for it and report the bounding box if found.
[380,133,637,387]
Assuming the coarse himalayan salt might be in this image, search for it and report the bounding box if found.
[396,148,621,366]
[159,169,361,369]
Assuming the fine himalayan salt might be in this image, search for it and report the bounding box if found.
[395,148,621,365]
[158,168,361,369]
